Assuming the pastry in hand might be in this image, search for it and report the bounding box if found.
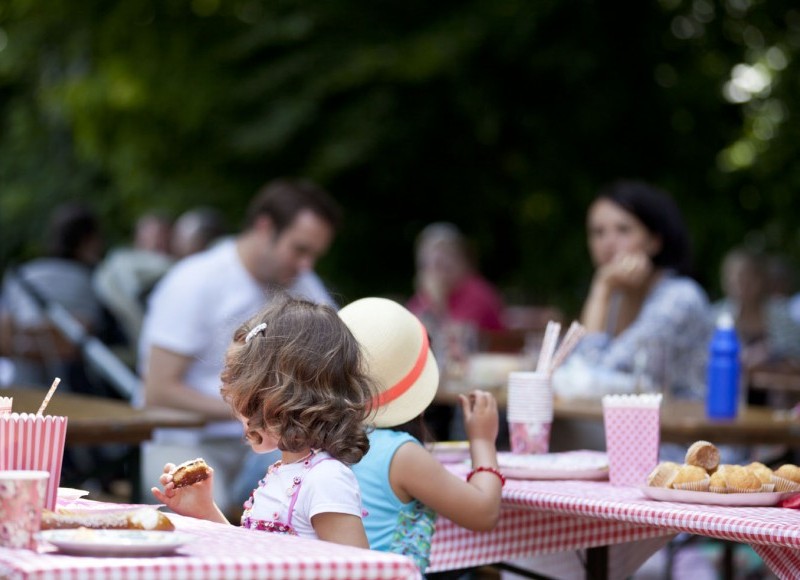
[171,457,211,488]
[685,441,720,471]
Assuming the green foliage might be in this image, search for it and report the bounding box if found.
[2,0,799,313]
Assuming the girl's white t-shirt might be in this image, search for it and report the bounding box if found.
[250,452,363,540]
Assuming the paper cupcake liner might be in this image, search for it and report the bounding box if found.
[709,485,728,494]
[771,475,800,492]
[726,485,762,494]
[671,477,710,492]
[760,483,775,493]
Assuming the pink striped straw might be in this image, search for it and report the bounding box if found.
[36,377,61,416]
[536,321,561,374]
[549,321,587,372]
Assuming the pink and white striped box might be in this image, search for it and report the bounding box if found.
[0,413,68,510]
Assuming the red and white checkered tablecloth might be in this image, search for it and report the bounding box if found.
[0,499,420,580]
[428,474,800,580]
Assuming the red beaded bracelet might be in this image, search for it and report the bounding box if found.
[466,466,506,487]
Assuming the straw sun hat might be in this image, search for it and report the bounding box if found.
[338,297,439,428]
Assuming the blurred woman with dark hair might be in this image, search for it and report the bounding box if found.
[555,180,712,399]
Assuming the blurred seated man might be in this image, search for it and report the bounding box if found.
[93,212,174,354]
[138,178,340,517]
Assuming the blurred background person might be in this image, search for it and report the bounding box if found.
[93,211,175,360]
[408,221,505,337]
[137,178,340,518]
[712,247,800,375]
[407,222,506,442]
[554,180,712,401]
[170,206,227,259]
[0,202,105,391]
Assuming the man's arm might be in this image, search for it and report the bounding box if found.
[144,345,233,419]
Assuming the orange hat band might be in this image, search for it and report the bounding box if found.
[373,323,429,409]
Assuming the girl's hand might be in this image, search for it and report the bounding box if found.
[459,390,499,444]
[151,462,226,523]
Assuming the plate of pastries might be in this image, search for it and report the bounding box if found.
[642,440,800,506]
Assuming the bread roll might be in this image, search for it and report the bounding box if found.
[685,441,720,471]
[41,507,175,531]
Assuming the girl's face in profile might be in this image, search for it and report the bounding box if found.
[586,198,661,267]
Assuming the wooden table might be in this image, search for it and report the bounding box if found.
[554,397,800,446]
[750,362,800,394]
[2,387,205,445]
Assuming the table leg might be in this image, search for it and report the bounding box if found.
[585,546,609,580]
[129,445,142,503]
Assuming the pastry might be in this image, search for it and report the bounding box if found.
[646,462,680,488]
[684,441,720,471]
[773,464,800,492]
[171,457,211,488]
[670,464,710,491]
[724,465,762,493]
[41,507,175,531]
[744,462,773,484]
[708,471,728,493]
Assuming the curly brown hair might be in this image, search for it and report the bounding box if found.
[220,295,375,465]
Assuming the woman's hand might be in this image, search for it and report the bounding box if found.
[596,251,653,291]
[151,462,228,524]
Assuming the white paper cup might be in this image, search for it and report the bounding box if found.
[507,371,553,454]
[602,394,662,486]
[0,413,68,510]
[0,470,49,549]
[0,397,12,415]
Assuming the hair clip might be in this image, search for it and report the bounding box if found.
[245,322,267,344]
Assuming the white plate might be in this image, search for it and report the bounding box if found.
[641,486,800,506]
[40,530,191,557]
[497,450,609,480]
[57,488,90,501]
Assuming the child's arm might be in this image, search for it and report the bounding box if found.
[151,462,230,525]
[312,512,370,548]
[391,390,502,531]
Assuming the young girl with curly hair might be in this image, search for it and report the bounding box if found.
[151,295,376,547]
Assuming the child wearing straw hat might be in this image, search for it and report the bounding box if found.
[151,295,375,547]
[340,297,503,573]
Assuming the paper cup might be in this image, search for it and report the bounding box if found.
[0,397,12,415]
[509,421,551,454]
[0,470,49,549]
[602,394,662,486]
[507,371,553,454]
[0,413,68,510]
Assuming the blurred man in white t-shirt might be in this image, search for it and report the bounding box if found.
[138,179,340,515]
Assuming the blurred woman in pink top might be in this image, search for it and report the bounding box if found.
[407,222,505,334]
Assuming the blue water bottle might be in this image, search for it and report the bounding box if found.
[705,311,741,419]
